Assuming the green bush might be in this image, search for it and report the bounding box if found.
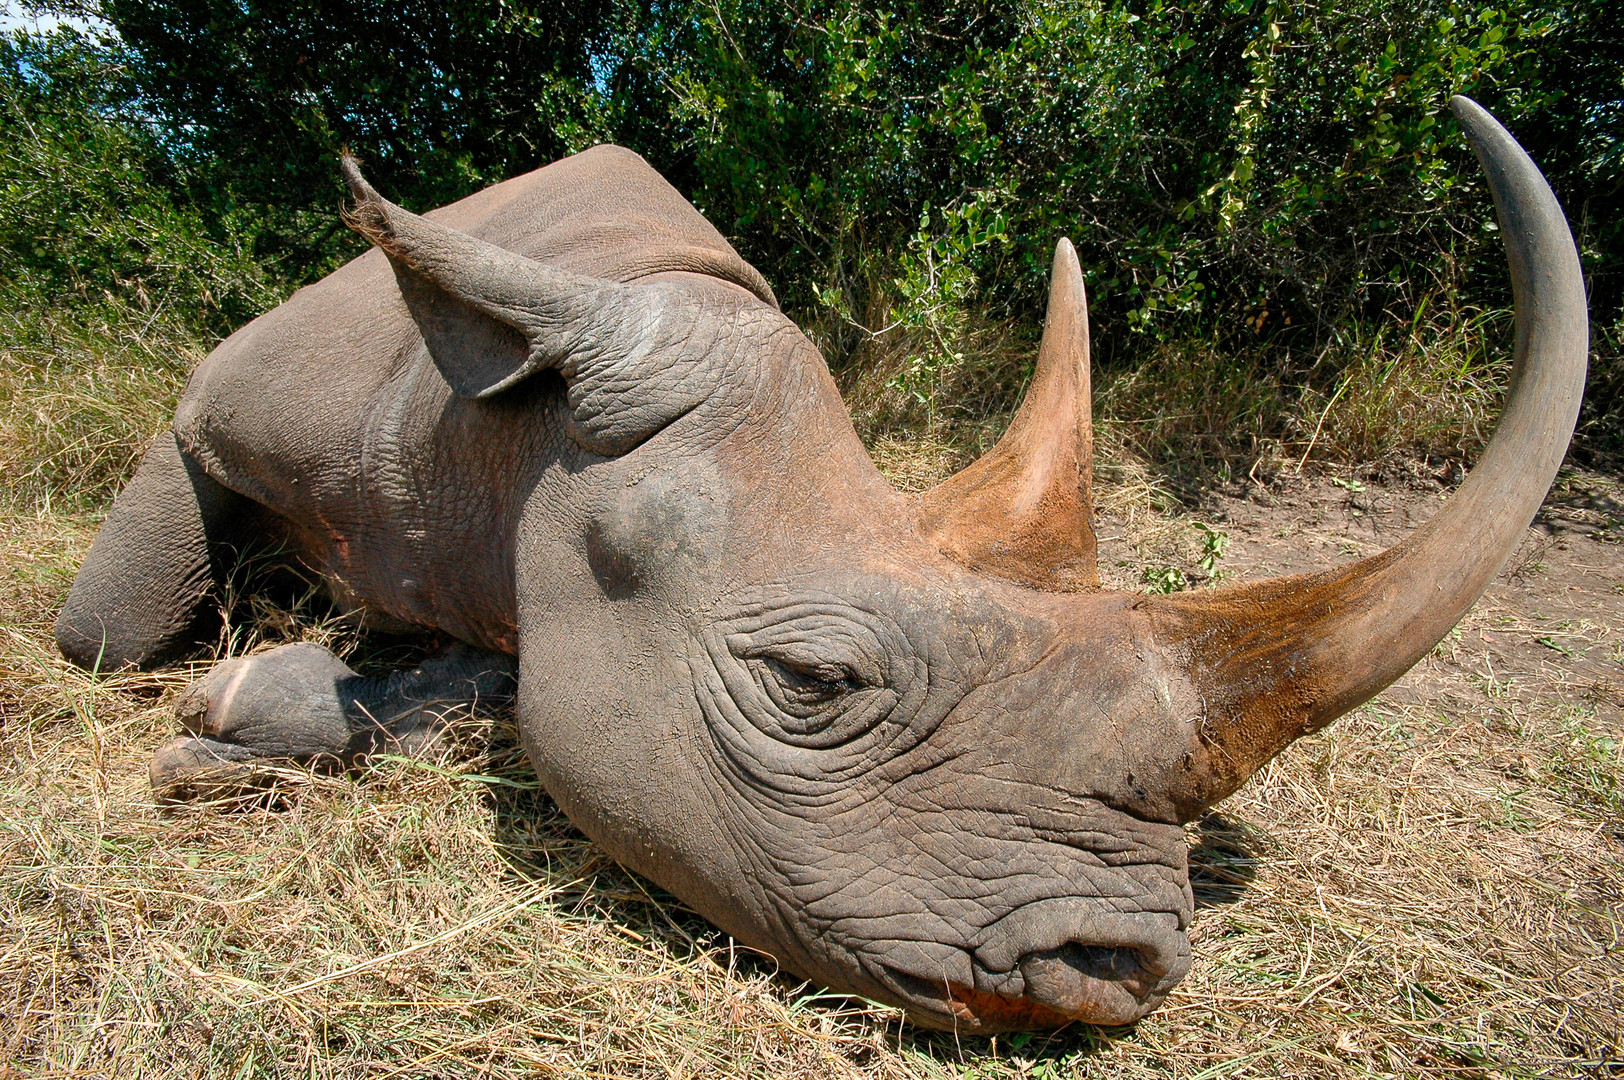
[0,28,284,329]
[624,0,1618,466]
[93,0,618,274]
[5,2,1620,478]
[0,28,289,511]
[631,0,1618,348]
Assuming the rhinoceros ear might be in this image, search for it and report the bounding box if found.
[341,159,701,454]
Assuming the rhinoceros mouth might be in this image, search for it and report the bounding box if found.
[871,961,1076,1031]
[852,894,1192,1032]
[867,944,1180,1032]
[831,896,1189,1032]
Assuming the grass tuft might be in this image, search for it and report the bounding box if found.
[0,296,197,516]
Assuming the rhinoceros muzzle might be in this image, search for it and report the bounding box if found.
[932,906,1190,1028]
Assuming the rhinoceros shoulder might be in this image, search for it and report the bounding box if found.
[172,144,777,501]
[435,144,776,305]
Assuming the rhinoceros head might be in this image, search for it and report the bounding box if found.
[337,97,1587,1031]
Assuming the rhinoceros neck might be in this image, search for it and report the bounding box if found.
[177,317,581,652]
[175,287,907,655]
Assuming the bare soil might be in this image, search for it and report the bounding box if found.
[1102,464,1624,739]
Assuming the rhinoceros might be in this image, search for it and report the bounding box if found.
[56,96,1587,1032]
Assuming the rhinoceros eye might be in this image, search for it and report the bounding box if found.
[758,655,857,711]
[766,652,857,704]
[695,593,969,780]
[706,606,911,750]
[733,633,892,743]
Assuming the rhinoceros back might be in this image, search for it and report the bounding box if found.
[172,145,774,651]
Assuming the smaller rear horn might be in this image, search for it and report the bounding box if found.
[913,238,1099,591]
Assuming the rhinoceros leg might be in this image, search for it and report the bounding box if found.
[56,431,250,671]
[148,640,517,804]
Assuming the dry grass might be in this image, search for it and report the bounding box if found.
[6,475,1622,1078]
[0,298,197,515]
[840,303,1523,506]
[4,300,1622,1077]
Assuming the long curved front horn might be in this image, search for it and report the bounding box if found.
[1146,96,1589,814]
[914,238,1099,590]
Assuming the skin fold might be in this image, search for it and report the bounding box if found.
[55,98,1587,1033]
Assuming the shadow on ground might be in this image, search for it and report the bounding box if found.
[1187,812,1266,910]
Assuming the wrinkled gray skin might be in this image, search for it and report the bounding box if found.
[56,100,1589,1033]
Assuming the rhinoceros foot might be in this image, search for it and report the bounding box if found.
[152,641,516,805]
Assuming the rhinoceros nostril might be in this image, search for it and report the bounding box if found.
[1051,944,1147,982]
